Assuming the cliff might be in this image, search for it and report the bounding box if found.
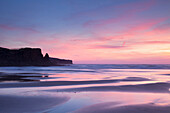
[0,47,73,66]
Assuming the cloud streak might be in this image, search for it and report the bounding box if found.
[0,0,169,64]
[0,24,39,33]
[89,45,128,49]
[138,41,170,44]
[83,0,156,28]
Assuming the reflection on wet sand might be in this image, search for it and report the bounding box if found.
[0,93,70,113]
[0,72,49,82]
[47,91,170,113]
[0,65,170,113]
[74,102,170,113]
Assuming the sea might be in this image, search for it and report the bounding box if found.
[0,64,170,113]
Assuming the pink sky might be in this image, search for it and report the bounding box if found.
[0,0,170,64]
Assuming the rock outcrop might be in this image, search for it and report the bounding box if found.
[0,47,73,66]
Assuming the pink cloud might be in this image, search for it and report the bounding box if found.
[63,17,168,53]
[91,17,167,42]
[146,23,170,36]
[64,0,167,53]
[69,0,155,22]
[90,45,126,49]
[0,24,39,33]
[154,23,170,31]
[138,41,170,44]
[83,0,156,28]
[26,38,59,47]
[127,18,167,32]
[78,0,167,45]
[75,52,170,64]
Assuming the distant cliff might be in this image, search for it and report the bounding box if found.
[0,47,73,66]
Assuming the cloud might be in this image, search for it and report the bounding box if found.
[138,41,170,44]
[0,24,39,33]
[83,0,156,28]
[89,45,128,49]
[68,0,155,21]
[148,23,170,35]
[64,17,168,54]
[110,18,166,40]
[75,52,170,64]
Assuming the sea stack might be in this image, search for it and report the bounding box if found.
[0,47,73,66]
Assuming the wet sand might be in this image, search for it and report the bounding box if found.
[0,65,170,113]
[74,102,170,113]
[0,94,70,113]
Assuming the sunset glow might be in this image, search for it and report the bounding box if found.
[0,0,169,64]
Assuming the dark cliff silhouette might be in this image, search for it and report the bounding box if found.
[0,47,72,66]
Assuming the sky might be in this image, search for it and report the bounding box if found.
[0,0,170,64]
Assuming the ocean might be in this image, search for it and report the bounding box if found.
[0,64,170,113]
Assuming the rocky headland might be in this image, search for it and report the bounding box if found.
[0,47,72,66]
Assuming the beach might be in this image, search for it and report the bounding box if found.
[0,64,170,113]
